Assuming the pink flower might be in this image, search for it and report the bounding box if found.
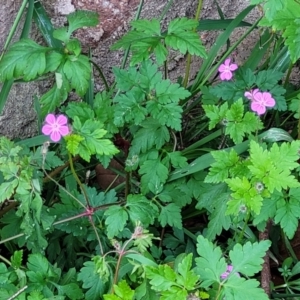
[249,91,276,115]
[244,88,259,102]
[218,58,238,81]
[221,264,240,279]
[42,114,70,142]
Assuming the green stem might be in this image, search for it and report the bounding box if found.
[284,62,293,89]
[68,151,90,207]
[0,0,29,61]
[89,216,104,255]
[158,0,174,22]
[112,238,134,292]
[183,0,203,87]
[0,254,11,266]
[121,0,144,69]
[238,211,251,243]
[90,60,109,91]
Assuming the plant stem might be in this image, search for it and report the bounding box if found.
[68,151,90,207]
[43,155,79,183]
[89,216,104,255]
[183,0,203,87]
[237,211,251,243]
[0,254,11,265]
[121,0,144,69]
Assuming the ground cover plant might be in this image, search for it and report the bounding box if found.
[0,0,300,299]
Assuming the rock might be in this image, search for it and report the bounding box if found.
[0,0,263,139]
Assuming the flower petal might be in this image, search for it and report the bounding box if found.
[244,91,253,100]
[42,124,53,135]
[56,115,68,125]
[251,102,266,115]
[50,131,61,142]
[218,65,226,72]
[229,63,238,71]
[59,125,70,136]
[223,71,233,80]
[45,114,56,125]
[224,58,231,66]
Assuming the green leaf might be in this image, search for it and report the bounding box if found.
[158,203,182,229]
[195,235,227,288]
[274,196,300,239]
[67,10,99,35]
[104,206,128,238]
[126,194,157,226]
[230,240,271,276]
[66,101,95,123]
[111,19,166,64]
[71,117,119,162]
[114,91,147,127]
[130,119,170,154]
[146,264,176,291]
[139,159,169,194]
[57,283,84,299]
[0,179,18,203]
[206,193,231,241]
[63,54,91,96]
[249,141,300,193]
[104,280,134,300]
[0,39,49,81]
[166,18,207,57]
[205,149,240,183]
[11,250,23,269]
[223,276,269,300]
[176,254,199,290]
[40,82,69,115]
[155,79,191,104]
[147,101,183,131]
[203,102,228,130]
[78,261,107,300]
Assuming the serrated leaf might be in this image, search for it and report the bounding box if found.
[145,265,176,291]
[158,203,182,229]
[206,193,231,241]
[230,240,271,276]
[155,79,191,104]
[67,10,99,35]
[146,101,183,131]
[78,261,107,300]
[65,134,84,155]
[40,83,69,115]
[72,117,119,162]
[114,92,147,127]
[195,235,227,288]
[11,250,23,269]
[166,18,206,57]
[104,206,128,238]
[275,197,300,239]
[112,280,134,300]
[0,179,18,203]
[139,159,169,194]
[66,102,95,123]
[0,39,49,81]
[57,283,84,299]
[126,194,156,225]
[203,102,228,130]
[223,276,269,300]
[205,149,240,183]
[63,54,91,96]
[177,254,199,290]
[130,119,170,154]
